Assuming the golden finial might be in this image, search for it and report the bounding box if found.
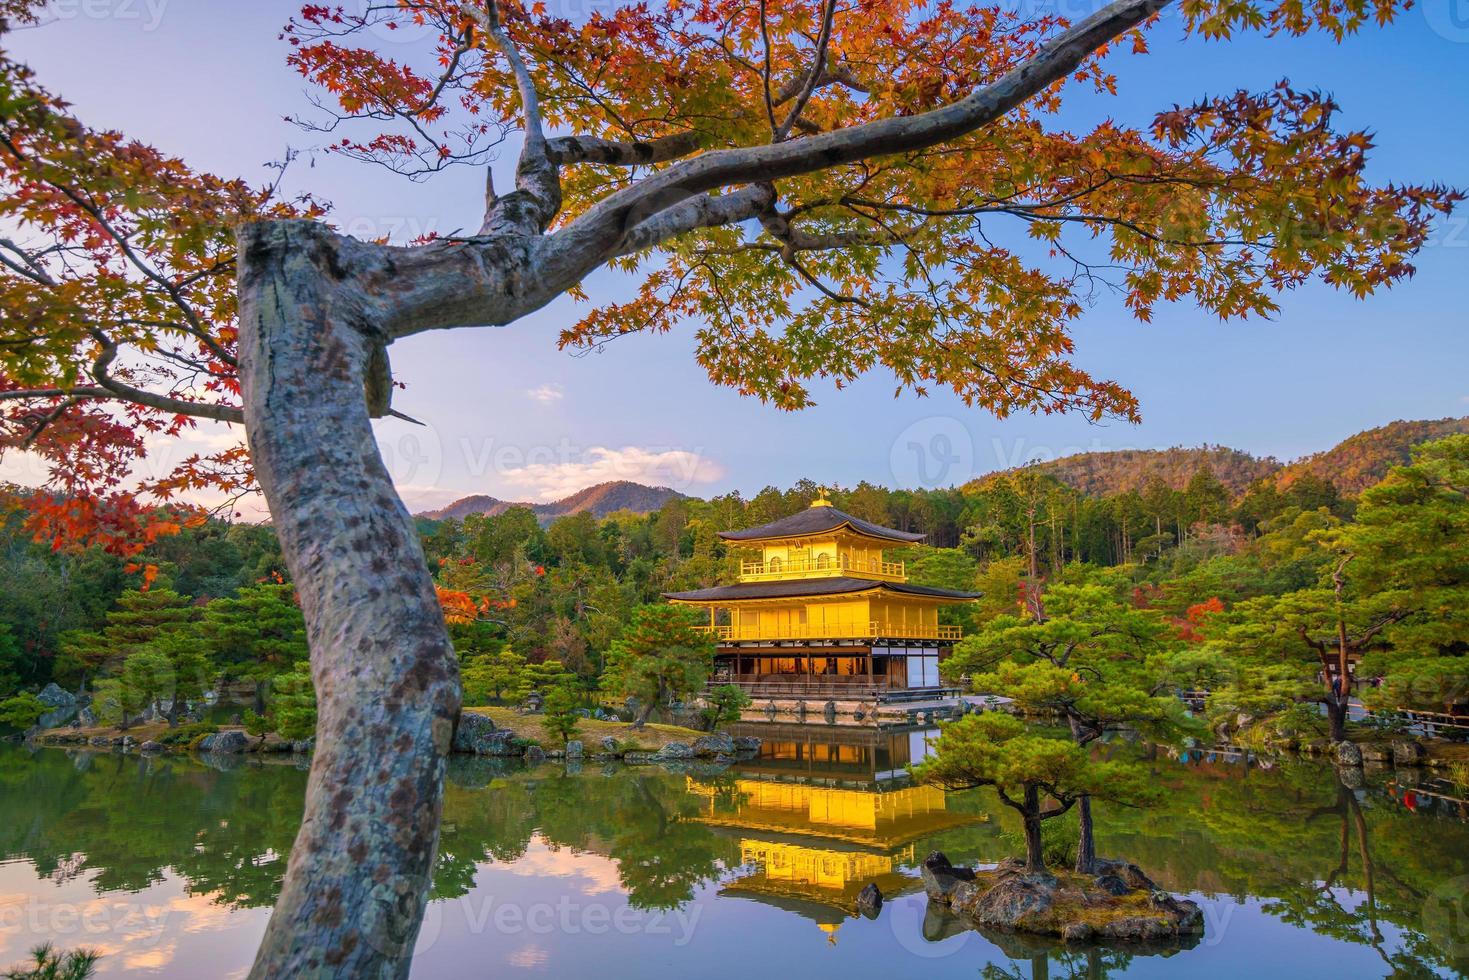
[811,486,833,507]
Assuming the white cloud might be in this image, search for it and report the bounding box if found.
[526,383,565,405]
[499,445,724,500]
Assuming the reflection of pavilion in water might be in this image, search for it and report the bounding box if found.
[687,724,978,943]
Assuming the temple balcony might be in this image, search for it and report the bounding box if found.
[738,555,906,583]
[695,621,961,643]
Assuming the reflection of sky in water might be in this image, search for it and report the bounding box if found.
[0,849,1451,979]
[0,861,267,978]
[1,743,1465,979]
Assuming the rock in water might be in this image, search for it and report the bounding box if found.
[565,740,584,759]
[856,883,883,919]
[692,732,734,756]
[1391,740,1427,766]
[732,735,762,756]
[523,745,546,763]
[653,741,694,760]
[452,712,501,755]
[923,852,1203,942]
[1333,740,1364,767]
[198,730,249,754]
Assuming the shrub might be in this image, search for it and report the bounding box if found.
[156,722,218,747]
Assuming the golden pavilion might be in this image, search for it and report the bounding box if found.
[664,495,979,694]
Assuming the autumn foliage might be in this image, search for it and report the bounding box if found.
[0,0,1460,562]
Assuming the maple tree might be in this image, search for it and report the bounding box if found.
[0,0,1459,973]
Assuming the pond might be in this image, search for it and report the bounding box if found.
[1,729,1467,979]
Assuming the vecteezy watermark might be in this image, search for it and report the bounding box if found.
[0,896,173,948]
[1424,0,1469,43]
[403,893,704,957]
[41,0,168,31]
[1423,875,1469,956]
[890,416,976,490]
[374,416,446,490]
[335,215,445,246]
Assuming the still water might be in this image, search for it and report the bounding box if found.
[1,727,1467,979]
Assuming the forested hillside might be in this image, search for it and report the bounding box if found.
[1020,445,1276,496]
[988,417,1469,499]
[1277,417,1469,494]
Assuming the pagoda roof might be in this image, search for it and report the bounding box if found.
[718,505,926,544]
[663,577,980,603]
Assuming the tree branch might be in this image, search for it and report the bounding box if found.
[464,0,560,234]
[549,0,1170,281]
[545,131,701,167]
[774,0,838,141]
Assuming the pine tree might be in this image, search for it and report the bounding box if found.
[198,585,307,712]
[602,605,716,726]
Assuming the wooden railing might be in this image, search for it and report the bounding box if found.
[711,674,892,694]
[738,555,905,582]
[696,621,962,642]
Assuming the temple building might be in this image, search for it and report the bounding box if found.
[663,494,980,694]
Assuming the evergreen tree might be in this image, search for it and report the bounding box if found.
[945,576,1193,871]
[198,584,307,711]
[540,682,581,747]
[917,712,1157,873]
[1330,436,1469,714]
[602,605,715,726]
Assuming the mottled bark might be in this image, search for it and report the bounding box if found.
[1075,794,1097,874]
[237,220,460,979]
[1022,784,1046,873]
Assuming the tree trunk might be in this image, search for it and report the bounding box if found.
[237,220,460,978]
[1022,784,1046,873]
[1074,793,1097,874]
[1325,692,1349,743]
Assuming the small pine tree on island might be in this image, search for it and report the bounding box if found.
[917,713,1158,874]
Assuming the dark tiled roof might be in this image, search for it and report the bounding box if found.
[663,577,980,602]
[718,506,926,544]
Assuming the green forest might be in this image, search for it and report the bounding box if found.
[2,429,1465,751]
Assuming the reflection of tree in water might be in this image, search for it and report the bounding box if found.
[5,743,1469,974]
[973,929,1198,980]
[0,750,305,905]
[1264,773,1449,978]
[1072,755,1469,977]
[434,762,726,910]
[2,749,731,916]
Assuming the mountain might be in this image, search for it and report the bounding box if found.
[981,417,1469,499]
[419,481,684,523]
[1276,417,1469,496]
[1026,446,1277,497]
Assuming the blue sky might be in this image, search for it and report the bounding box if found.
[5,1,1467,511]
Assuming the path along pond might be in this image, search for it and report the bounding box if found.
[1,728,1467,978]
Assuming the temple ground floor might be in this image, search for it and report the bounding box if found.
[712,642,948,694]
